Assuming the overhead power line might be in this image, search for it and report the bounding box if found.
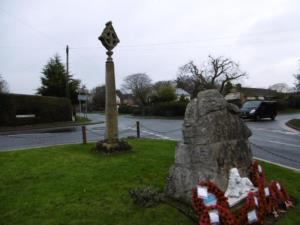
[0,7,64,47]
[0,5,299,51]
[69,27,300,50]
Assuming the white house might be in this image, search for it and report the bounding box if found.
[175,88,190,100]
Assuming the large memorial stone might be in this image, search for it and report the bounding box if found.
[166,89,253,205]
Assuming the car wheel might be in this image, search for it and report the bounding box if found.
[271,114,275,120]
[254,115,260,121]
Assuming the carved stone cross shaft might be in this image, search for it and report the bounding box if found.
[98,21,119,144]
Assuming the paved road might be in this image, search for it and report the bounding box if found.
[0,113,299,170]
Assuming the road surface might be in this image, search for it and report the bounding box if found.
[0,113,299,170]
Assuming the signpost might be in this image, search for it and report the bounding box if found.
[78,94,88,118]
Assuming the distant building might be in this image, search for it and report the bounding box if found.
[116,95,121,105]
[120,93,137,106]
[175,88,190,100]
[269,83,295,93]
[240,87,277,100]
[225,87,277,106]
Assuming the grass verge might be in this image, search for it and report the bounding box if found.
[0,117,99,135]
[0,139,299,225]
[278,108,300,114]
[75,115,91,123]
[286,119,300,131]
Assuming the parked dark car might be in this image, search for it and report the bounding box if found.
[240,100,277,120]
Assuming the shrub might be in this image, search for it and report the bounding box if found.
[0,93,72,126]
[148,101,188,116]
[271,92,300,110]
[287,94,300,108]
[118,104,136,114]
[128,101,188,116]
[129,187,164,208]
[132,107,144,115]
[276,99,289,111]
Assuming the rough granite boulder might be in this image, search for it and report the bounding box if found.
[165,89,253,205]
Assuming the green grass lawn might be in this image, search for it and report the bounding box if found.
[0,139,299,225]
[287,119,300,131]
[0,116,95,135]
[75,115,91,123]
[278,108,300,114]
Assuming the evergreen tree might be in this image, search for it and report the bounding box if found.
[223,81,233,95]
[0,75,9,93]
[150,81,176,103]
[295,74,300,92]
[89,85,106,111]
[37,54,80,104]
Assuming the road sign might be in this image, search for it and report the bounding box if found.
[78,95,88,101]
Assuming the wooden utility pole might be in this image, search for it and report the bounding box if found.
[66,45,70,98]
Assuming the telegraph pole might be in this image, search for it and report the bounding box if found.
[66,45,70,98]
[66,45,73,121]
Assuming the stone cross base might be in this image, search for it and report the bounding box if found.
[95,139,132,154]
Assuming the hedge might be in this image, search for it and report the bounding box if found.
[129,101,188,117]
[148,101,188,116]
[273,93,300,110]
[118,104,137,114]
[287,94,300,108]
[0,93,72,126]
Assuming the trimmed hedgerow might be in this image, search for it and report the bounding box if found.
[147,101,188,116]
[0,93,72,126]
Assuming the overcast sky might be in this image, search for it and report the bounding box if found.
[1,0,299,94]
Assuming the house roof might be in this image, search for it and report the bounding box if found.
[225,92,241,100]
[122,93,135,99]
[240,87,277,97]
[175,88,190,96]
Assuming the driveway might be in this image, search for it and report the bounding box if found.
[0,113,299,170]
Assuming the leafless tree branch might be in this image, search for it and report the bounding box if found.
[176,56,247,97]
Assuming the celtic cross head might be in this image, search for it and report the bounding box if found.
[98,21,120,51]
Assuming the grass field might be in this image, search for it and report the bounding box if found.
[75,115,91,123]
[287,119,300,131]
[0,139,299,225]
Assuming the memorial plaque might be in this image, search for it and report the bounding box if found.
[197,186,208,198]
[247,210,258,223]
[264,187,270,196]
[258,165,262,173]
[209,210,220,224]
[254,196,259,206]
[276,183,281,190]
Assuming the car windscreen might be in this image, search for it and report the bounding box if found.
[242,101,261,109]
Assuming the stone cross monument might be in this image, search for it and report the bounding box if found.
[99,21,119,144]
[96,21,131,152]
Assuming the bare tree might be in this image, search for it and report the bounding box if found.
[295,74,300,92]
[122,73,152,106]
[269,83,290,93]
[176,56,247,97]
[89,85,106,111]
[294,61,300,92]
[292,60,300,92]
[0,75,9,93]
